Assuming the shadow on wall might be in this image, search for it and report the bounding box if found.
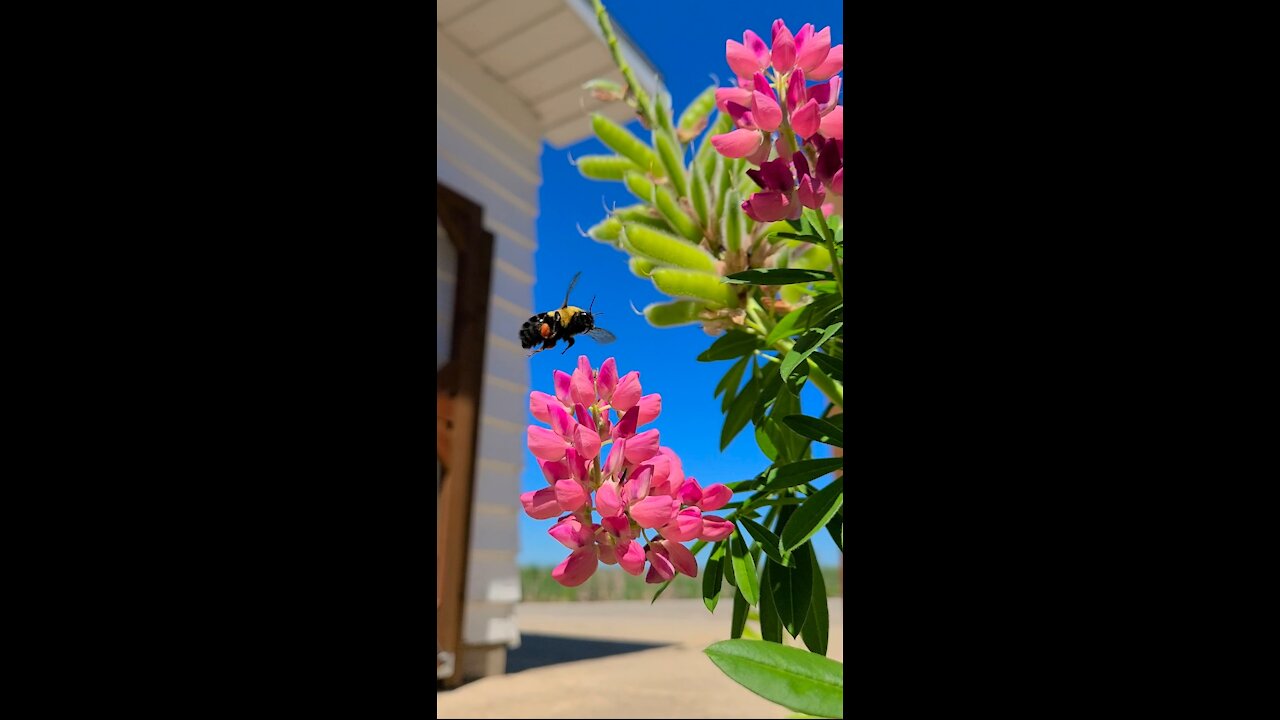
[506,633,668,674]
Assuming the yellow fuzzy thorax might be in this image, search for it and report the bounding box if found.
[556,307,582,324]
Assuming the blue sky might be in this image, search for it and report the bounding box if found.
[518,1,844,568]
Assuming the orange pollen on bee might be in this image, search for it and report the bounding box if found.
[540,323,552,338]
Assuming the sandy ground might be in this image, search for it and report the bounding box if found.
[437,598,844,719]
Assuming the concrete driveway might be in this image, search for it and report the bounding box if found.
[437,598,844,719]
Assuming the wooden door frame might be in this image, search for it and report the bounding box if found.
[436,182,493,688]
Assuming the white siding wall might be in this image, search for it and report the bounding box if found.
[438,27,540,649]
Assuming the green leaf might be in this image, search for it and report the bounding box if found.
[809,352,843,382]
[780,323,843,379]
[729,530,759,605]
[723,268,835,285]
[796,293,843,329]
[730,588,749,639]
[704,640,844,718]
[755,424,778,461]
[782,415,844,449]
[765,307,807,346]
[703,542,726,612]
[767,545,813,638]
[767,231,825,245]
[698,329,763,362]
[739,517,787,566]
[779,479,845,553]
[760,458,844,493]
[715,355,750,401]
[752,367,782,426]
[799,545,829,656]
[825,509,843,553]
[760,416,791,464]
[721,376,760,450]
[772,383,808,461]
[758,562,783,642]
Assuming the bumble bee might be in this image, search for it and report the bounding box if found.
[520,271,616,356]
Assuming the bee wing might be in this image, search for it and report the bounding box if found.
[587,327,616,344]
[561,271,582,308]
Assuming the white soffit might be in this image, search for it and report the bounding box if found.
[438,0,665,149]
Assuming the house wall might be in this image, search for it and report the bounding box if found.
[437,27,542,652]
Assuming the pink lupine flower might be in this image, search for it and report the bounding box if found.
[814,136,844,196]
[793,150,826,210]
[795,25,833,74]
[770,23,796,73]
[523,357,737,587]
[809,44,843,81]
[741,156,801,222]
[725,29,770,79]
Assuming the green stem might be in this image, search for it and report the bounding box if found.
[592,0,675,137]
[811,210,844,298]
[774,73,799,159]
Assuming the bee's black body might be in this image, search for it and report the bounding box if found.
[520,272,616,356]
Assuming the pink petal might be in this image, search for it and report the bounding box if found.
[549,515,587,549]
[553,370,573,406]
[617,540,646,575]
[791,98,821,139]
[539,457,569,485]
[758,157,795,192]
[596,479,624,517]
[809,44,842,81]
[611,371,642,412]
[659,507,703,542]
[661,448,686,493]
[699,515,735,541]
[819,105,843,140]
[715,87,753,114]
[554,478,588,512]
[677,478,703,507]
[572,402,593,430]
[752,86,783,133]
[626,464,653,503]
[771,19,787,42]
[744,30,770,67]
[596,540,618,565]
[528,391,556,423]
[631,495,678,528]
[571,362,595,408]
[597,358,618,402]
[697,484,733,512]
[810,77,840,114]
[566,448,589,483]
[745,134,773,166]
[527,425,567,461]
[831,167,843,196]
[710,129,764,159]
[770,24,796,72]
[637,394,662,425]
[742,191,793,222]
[726,39,764,79]
[798,174,826,209]
[797,26,832,73]
[644,547,676,583]
[624,428,661,464]
[573,424,601,462]
[785,68,806,113]
[662,540,699,578]
[547,401,574,439]
[520,487,561,520]
[604,438,627,478]
[612,405,639,439]
[552,547,599,587]
[601,514,631,538]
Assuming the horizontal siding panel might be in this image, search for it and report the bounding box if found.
[466,555,522,603]
[442,0,560,54]
[471,459,522,508]
[436,124,540,209]
[436,82,540,172]
[437,156,536,237]
[509,42,613,103]
[436,110,540,187]
[480,379,529,428]
[463,602,519,645]
[476,7,590,79]
[436,31,541,153]
[469,505,519,552]
[491,239,535,285]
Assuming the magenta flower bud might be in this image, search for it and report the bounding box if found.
[611,371,642,412]
[697,484,733,512]
[660,539,699,577]
[796,26,832,74]
[809,43,842,81]
[553,370,573,406]
[552,546,598,587]
[659,507,703,542]
[527,425,567,461]
[520,488,561,520]
[547,400,574,439]
[632,495,678,528]
[785,68,806,113]
[771,24,796,72]
[572,423,601,461]
[798,174,826,209]
[528,391,556,423]
[791,98,821,139]
[554,479,589,512]
[819,105,843,141]
[637,394,662,425]
[699,515,735,541]
[612,405,639,439]
[678,478,704,506]
[596,479,624,517]
[624,428,661,464]
[604,437,627,478]
[617,540,646,575]
[644,545,676,584]
[597,357,618,402]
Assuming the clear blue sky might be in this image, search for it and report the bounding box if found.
[518,1,844,567]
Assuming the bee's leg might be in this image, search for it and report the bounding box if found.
[560,336,576,354]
